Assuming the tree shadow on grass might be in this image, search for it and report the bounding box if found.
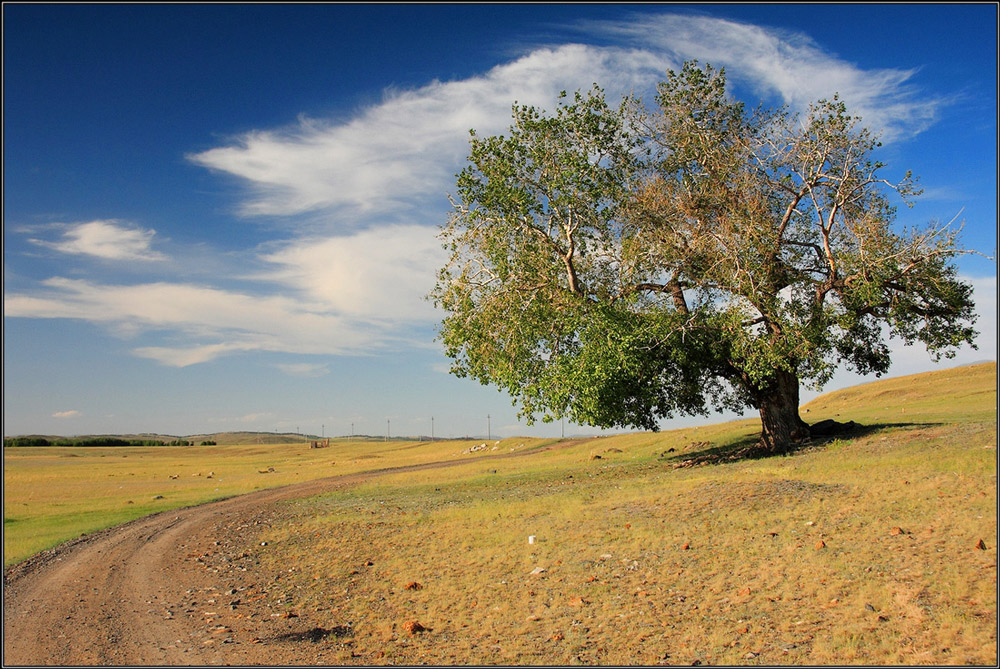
[661,421,943,468]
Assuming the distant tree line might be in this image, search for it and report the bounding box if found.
[3,437,198,448]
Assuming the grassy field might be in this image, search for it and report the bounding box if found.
[4,362,996,664]
[2,434,552,566]
[247,363,996,665]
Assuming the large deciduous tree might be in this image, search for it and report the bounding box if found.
[433,62,978,454]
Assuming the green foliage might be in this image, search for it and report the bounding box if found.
[4,437,52,447]
[433,61,978,451]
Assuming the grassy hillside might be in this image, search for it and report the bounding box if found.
[4,363,995,664]
[241,363,996,665]
[801,362,997,424]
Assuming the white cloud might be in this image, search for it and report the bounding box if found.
[273,362,330,377]
[430,360,452,375]
[52,410,82,419]
[30,220,167,262]
[258,224,444,322]
[4,224,445,366]
[132,342,262,367]
[5,13,968,372]
[230,412,273,424]
[188,43,672,220]
[590,13,944,142]
[3,277,380,366]
[186,14,945,231]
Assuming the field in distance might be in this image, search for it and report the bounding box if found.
[3,432,560,567]
[4,431,396,447]
[3,362,996,664]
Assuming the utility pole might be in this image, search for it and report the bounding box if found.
[351,423,354,440]
[386,419,390,442]
[431,416,434,440]
[487,414,491,441]
[322,424,325,438]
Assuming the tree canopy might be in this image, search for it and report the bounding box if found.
[433,61,978,453]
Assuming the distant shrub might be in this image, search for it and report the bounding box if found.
[4,437,51,447]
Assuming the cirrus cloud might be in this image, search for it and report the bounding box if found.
[4,12,971,372]
[29,220,167,262]
[188,14,946,224]
[3,275,379,366]
[3,224,445,367]
[188,43,673,220]
[273,362,331,378]
[588,13,946,142]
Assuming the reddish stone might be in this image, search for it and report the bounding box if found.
[403,620,429,634]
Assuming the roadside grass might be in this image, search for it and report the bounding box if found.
[2,437,549,566]
[245,363,996,665]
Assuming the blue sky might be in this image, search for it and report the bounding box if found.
[4,4,997,438]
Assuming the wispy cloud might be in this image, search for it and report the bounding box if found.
[430,361,453,375]
[4,12,972,371]
[29,220,167,262]
[52,410,82,419]
[5,221,449,366]
[132,342,263,367]
[589,13,945,142]
[187,14,946,230]
[273,362,330,377]
[188,43,672,220]
[234,412,272,424]
[3,277,379,366]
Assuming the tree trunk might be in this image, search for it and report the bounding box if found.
[755,369,810,454]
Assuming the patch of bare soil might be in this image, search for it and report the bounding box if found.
[3,443,586,666]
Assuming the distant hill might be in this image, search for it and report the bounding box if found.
[184,431,313,445]
[3,432,314,447]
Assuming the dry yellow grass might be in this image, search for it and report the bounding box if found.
[2,437,550,566]
[4,363,996,665]
[245,363,995,665]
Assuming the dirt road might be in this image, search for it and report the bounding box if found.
[3,443,584,665]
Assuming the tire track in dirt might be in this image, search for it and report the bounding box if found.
[3,439,590,665]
